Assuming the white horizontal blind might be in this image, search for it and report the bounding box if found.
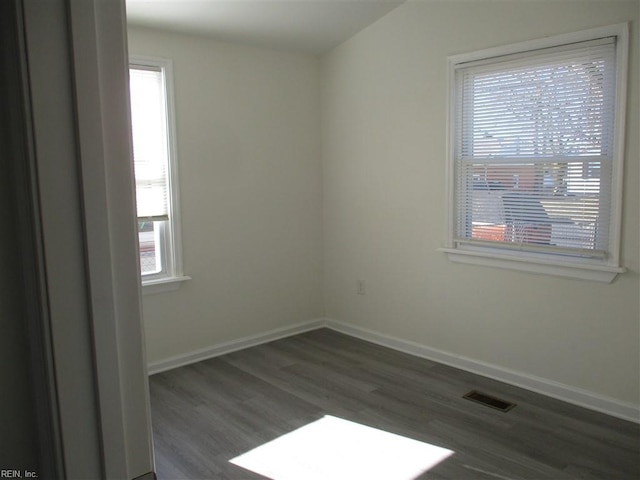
[454,37,616,257]
[129,66,170,221]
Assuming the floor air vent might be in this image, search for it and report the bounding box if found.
[463,390,516,412]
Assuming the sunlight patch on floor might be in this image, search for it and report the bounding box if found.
[230,415,454,480]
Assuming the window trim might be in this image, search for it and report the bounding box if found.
[129,55,189,292]
[442,23,629,283]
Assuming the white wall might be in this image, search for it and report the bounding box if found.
[321,0,639,407]
[127,28,324,364]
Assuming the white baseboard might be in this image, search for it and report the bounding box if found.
[324,319,640,424]
[147,318,325,375]
[146,316,639,423]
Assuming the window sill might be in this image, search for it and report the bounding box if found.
[439,247,625,283]
[142,275,191,295]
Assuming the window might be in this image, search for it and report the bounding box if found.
[129,57,187,292]
[443,24,628,282]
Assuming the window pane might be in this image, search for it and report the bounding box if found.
[458,160,604,251]
[130,67,170,220]
[459,41,615,160]
[138,221,162,275]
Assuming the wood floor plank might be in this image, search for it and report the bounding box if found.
[149,328,639,479]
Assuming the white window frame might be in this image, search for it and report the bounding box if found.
[441,24,629,283]
[129,55,189,294]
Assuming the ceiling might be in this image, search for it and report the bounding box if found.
[125,0,405,54]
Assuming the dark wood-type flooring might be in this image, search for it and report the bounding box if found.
[149,328,639,479]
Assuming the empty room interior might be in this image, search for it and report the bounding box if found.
[119,1,640,478]
[123,0,640,478]
[7,0,639,478]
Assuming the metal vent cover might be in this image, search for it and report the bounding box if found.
[463,390,516,412]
